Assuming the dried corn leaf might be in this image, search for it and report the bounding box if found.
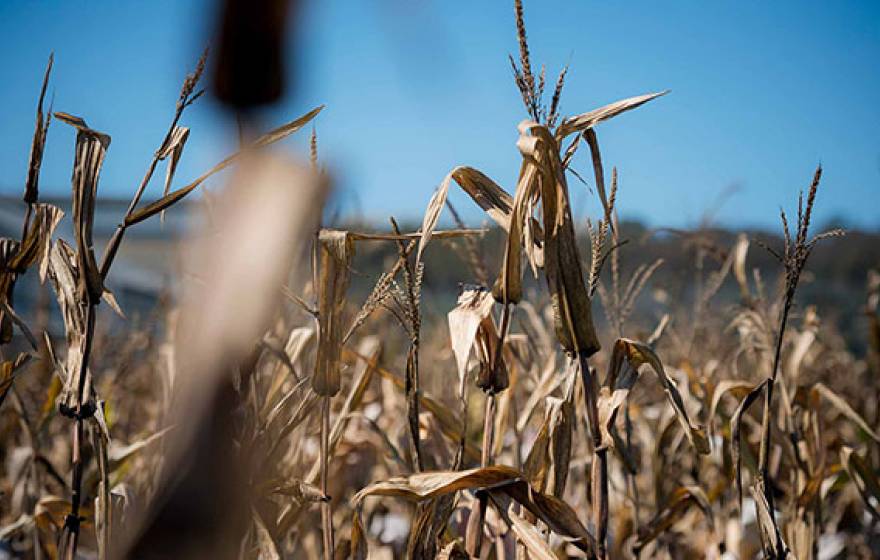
[313,230,354,397]
[525,121,600,355]
[57,113,111,301]
[603,338,709,454]
[448,287,495,385]
[47,239,91,412]
[417,166,512,262]
[708,379,755,429]
[0,355,32,408]
[840,446,880,522]
[6,203,64,281]
[355,466,596,556]
[24,54,53,203]
[634,486,713,552]
[523,395,573,497]
[813,383,880,443]
[108,427,172,469]
[492,150,538,304]
[451,166,513,230]
[125,105,323,227]
[473,308,509,393]
[556,90,669,139]
[488,479,596,556]
[731,379,768,508]
[507,506,556,560]
[35,496,92,531]
[750,479,787,559]
[157,126,190,223]
[353,465,522,503]
[349,509,368,560]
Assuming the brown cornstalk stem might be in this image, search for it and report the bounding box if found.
[98,109,185,280]
[99,49,205,279]
[577,350,607,560]
[319,396,334,560]
[481,302,513,467]
[481,394,497,467]
[758,293,794,478]
[756,285,796,559]
[59,300,97,560]
[390,218,423,472]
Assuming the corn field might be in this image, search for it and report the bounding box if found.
[1,1,878,559]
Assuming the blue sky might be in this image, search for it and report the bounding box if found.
[1,1,878,230]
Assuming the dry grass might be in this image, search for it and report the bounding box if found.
[1,2,878,559]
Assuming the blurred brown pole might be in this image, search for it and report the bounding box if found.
[213,0,297,112]
[124,1,302,558]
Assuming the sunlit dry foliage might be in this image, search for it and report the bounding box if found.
[0,2,877,560]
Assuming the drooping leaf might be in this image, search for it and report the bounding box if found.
[525,121,600,355]
[417,166,513,262]
[603,338,710,454]
[731,379,768,508]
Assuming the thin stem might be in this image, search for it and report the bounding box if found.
[59,301,97,560]
[577,351,606,560]
[320,396,334,560]
[99,109,184,279]
[481,394,497,467]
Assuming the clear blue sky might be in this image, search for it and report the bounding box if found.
[1,1,878,230]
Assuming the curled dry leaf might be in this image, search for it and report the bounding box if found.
[447,287,495,387]
[353,465,523,503]
[47,239,92,413]
[416,166,513,263]
[492,144,539,305]
[602,338,710,454]
[0,355,32,408]
[157,125,190,223]
[354,466,596,557]
[731,379,768,509]
[9,203,64,280]
[524,121,600,355]
[313,230,354,397]
[57,112,111,301]
[523,394,574,497]
[708,379,755,434]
